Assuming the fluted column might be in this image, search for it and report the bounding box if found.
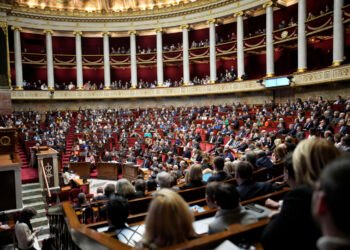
[332,0,344,66]
[74,31,83,89]
[156,28,164,87]
[297,0,307,72]
[235,12,245,80]
[12,26,23,90]
[208,19,217,83]
[129,31,137,88]
[103,32,111,89]
[264,2,274,77]
[44,30,55,90]
[181,24,190,85]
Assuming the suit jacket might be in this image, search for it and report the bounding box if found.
[237,180,275,201]
[208,207,258,234]
[261,186,321,250]
[207,171,232,183]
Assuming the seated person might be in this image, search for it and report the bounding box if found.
[140,189,197,248]
[207,157,232,183]
[180,164,206,190]
[156,172,179,191]
[312,157,350,250]
[134,179,146,198]
[116,178,136,200]
[92,187,107,201]
[107,197,143,247]
[206,182,258,234]
[235,161,275,201]
[62,166,80,187]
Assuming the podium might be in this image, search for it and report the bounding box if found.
[0,128,22,210]
[36,147,59,189]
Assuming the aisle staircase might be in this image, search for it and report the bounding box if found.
[62,119,77,168]
[22,182,51,243]
[17,144,38,184]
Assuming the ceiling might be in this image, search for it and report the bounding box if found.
[2,0,200,12]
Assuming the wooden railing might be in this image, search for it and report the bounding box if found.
[39,159,51,198]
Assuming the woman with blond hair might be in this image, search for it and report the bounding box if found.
[180,164,206,190]
[115,178,136,200]
[140,189,197,248]
[262,138,341,250]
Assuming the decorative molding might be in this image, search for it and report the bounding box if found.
[73,31,82,36]
[234,11,244,17]
[180,24,190,30]
[102,31,110,36]
[10,65,350,101]
[155,28,163,33]
[10,25,22,31]
[207,18,216,24]
[263,1,274,9]
[128,30,137,35]
[43,29,53,34]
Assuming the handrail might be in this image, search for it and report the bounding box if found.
[39,159,51,198]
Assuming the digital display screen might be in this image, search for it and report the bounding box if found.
[265,77,290,88]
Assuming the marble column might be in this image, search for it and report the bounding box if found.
[103,32,111,89]
[156,28,164,87]
[129,31,137,88]
[74,31,83,89]
[235,12,245,80]
[332,0,344,66]
[12,26,23,90]
[181,24,190,85]
[44,30,55,90]
[208,19,217,83]
[264,2,274,77]
[297,0,307,72]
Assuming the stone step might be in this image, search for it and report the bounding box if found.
[31,216,49,228]
[22,183,41,191]
[23,194,44,204]
[22,188,43,197]
[24,201,46,210]
[34,208,47,218]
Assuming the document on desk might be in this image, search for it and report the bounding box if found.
[192,217,215,235]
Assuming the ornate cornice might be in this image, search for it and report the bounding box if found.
[43,29,53,34]
[73,31,83,36]
[180,24,190,30]
[234,11,245,17]
[10,64,350,100]
[128,30,137,35]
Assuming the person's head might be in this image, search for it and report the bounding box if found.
[19,207,37,223]
[77,192,87,205]
[107,196,129,229]
[104,183,116,198]
[244,151,256,167]
[143,189,196,248]
[116,178,135,198]
[292,138,340,188]
[213,157,225,171]
[147,179,157,192]
[206,182,240,210]
[135,179,146,193]
[96,187,104,194]
[223,161,235,175]
[312,157,350,238]
[274,144,288,163]
[235,161,254,185]
[187,164,203,183]
[156,172,173,188]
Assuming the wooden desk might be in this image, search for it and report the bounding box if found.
[96,162,119,180]
[70,162,91,179]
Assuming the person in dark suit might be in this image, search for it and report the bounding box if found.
[208,131,217,144]
[206,182,258,234]
[134,179,146,199]
[235,161,275,201]
[207,157,232,183]
[182,146,192,159]
[261,138,340,250]
[312,157,350,250]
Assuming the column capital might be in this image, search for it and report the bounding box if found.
[128,30,137,35]
[234,11,245,17]
[102,31,111,36]
[43,29,54,35]
[11,26,22,32]
[207,18,216,25]
[180,24,190,30]
[155,28,163,33]
[73,31,83,36]
[263,1,275,8]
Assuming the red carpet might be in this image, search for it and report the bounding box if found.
[17,144,39,184]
